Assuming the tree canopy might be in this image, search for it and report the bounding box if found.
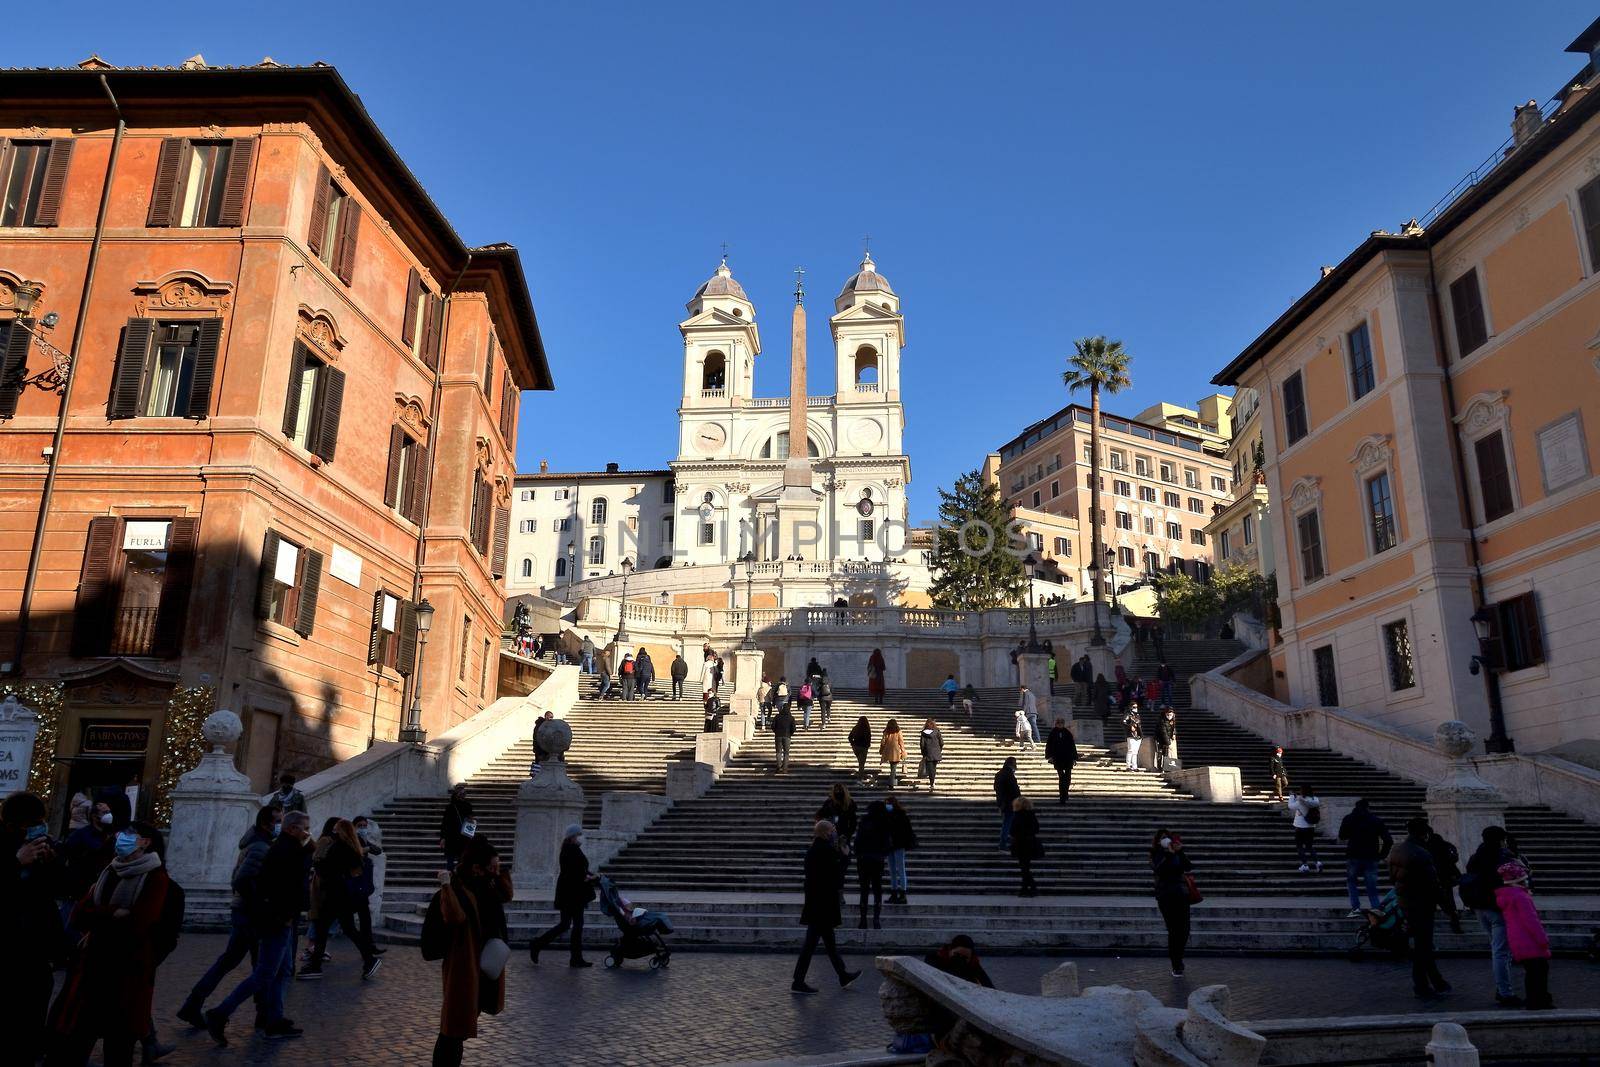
[928,468,1026,611]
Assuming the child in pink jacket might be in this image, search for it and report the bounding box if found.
[1495,862,1553,1009]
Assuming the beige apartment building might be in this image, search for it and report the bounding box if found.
[987,402,1233,599]
[1204,386,1275,582]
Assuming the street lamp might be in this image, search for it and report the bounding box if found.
[614,557,634,644]
[1023,553,1043,653]
[1469,607,1515,754]
[1106,546,1120,614]
[399,597,434,743]
[7,284,69,391]
[565,540,576,601]
[1085,555,1105,645]
[740,552,757,649]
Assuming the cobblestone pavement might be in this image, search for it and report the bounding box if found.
[112,935,1600,1066]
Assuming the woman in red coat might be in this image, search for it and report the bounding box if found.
[867,648,887,706]
[50,821,170,1067]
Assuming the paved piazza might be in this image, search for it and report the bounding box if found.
[110,934,1600,1065]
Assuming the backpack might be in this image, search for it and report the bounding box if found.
[1305,802,1321,826]
[799,683,813,701]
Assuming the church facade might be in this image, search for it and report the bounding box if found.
[507,255,913,596]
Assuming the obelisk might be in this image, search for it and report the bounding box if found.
[775,268,822,559]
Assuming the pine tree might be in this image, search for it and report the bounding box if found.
[929,469,1026,610]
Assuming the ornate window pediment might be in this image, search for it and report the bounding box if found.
[394,394,429,436]
[1286,475,1322,514]
[1349,433,1393,474]
[132,270,234,316]
[1452,390,1510,436]
[296,305,347,358]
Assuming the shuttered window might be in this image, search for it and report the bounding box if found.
[307,165,361,284]
[491,505,510,578]
[483,335,496,396]
[1347,321,1376,399]
[254,529,322,637]
[468,472,493,556]
[367,590,418,674]
[108,318,221,419]
[1580,176,1600,273]
[499,370,517,443]
[71,515,198,658]
[281,341,346,461]
[1449,269,1488,357]
[1282,371,1308,445]
[1491,592,1545,672]
[402,268,423,350]
[0,138,73,226]
[146,137,254,227]
[1297,510,1326,582]
[383,424,429,525]
[1474,430,1514,522]
[0,318,34,418]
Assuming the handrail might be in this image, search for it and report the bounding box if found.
[1420,96,1562,227]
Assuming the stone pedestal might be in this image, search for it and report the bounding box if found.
[695,732,730,770]
[167,710,260,889]
[513,720,584,897]
[0,695,40,801]
[1425,721,1509,853]
[730,647,764,721]
[1017,652,1053,725]
[1070,719,1104,747]
[1085,643,1118,688]
[666,758,716,801]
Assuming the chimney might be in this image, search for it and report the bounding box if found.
[539,459,548,473]
[605,462,620,473]
[1511,100,1543,148]
[1320,266,1335,279]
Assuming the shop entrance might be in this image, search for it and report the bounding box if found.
[57,718,156,830]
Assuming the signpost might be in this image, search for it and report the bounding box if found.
[0,695,40,801]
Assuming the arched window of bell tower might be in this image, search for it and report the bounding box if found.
[853,345,879,387]
[702,351,727,393]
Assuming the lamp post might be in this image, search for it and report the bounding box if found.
[565,541,576,601]
[1085,555,1104,644]
[1106,547,1120,614]
[1023,553,1043,653]
[399,597,434,743]
[614,557,634,644]
[1469,608,1515,754]
[740,553,757,650]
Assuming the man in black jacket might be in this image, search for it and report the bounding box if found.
[1,791,65,1065]
[1388,817,1451,1000]
[179,806,279,1027]
[772,704,797,774]
[206,810,313,1045]
[1268,746,1289,801]
[994,758,1021,849]
[529,824,595,967]
[1337,798,1392,915]
[1463,825,1519,1006]
[791,822,860,994]
[1044,720,1077,805]
[670,652,688,700]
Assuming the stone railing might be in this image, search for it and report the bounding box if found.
[745,395,836,408]
[561,557,930,602]
[1193,648,1600,824]
[623,601,686,628]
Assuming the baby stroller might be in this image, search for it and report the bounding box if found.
[1349,889,1409,961]
[596,875,674,970]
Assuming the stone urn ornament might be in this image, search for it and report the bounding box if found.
[202,708,244,753]
[176,708,251,790]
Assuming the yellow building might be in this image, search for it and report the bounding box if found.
[1213,21,1600,755]
[1203,387,1274,583]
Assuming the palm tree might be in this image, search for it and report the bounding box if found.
[1064,336,1133,645]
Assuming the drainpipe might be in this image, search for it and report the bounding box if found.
[9,75,125,676]
[1423,241,1514,754]
[397,253,473,729]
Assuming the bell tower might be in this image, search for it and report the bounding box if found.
[680,257,759,409]
[831,252,903,406]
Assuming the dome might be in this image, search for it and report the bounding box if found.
[837,252,895,298]
[693,259,749,302]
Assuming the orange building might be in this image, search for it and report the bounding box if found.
[1213,22,1600,756]
[0,58,552,819]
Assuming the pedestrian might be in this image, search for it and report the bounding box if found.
[670,651,688,700]
[797,675,815,729]
[528,824,596,967]
[1157,707,1177,771]
[1122,703,1143,771]
[918,719,944,792]
[1287,784,1323,873]
[139,830,184,1066]
[1389,817,1452,999]
[815,784,859,854]
[772,675,790,717]
[701,650,720,705]
[1152,624,1166,660]
[1462,826,1520,1006]
[619,653,637,701]
[635,647,654,699]
[301,818,381,980]
[924,934,994,989]
[177,806,279,1028]
[1045,719,1077,805]
[2,791,65,1066]
[1018,685,1041,745]
[595,660,614,700]
[702,688,724,732]
[1424,825,1465,935]
[1495,861,1553,1009]
[818,669,835,727]
[772,701,797,774]
[879,719,906,788]
[1157,661,1176,706]
[885,793,916,904]
[1143,676,1162,708]
[1269,746,1289,801]
[351,816,385,960]
[806,657,823,689]
[421,835,512,1067]
[940,674,959,709]
[756,677,772,729]
[712,652,724,692]
[849,716,873,777]
[854,800,892,929]
[271,774,307,815]
[1336,798,1392,915]
[203,810,313,1045]
[960,683,978,724]
[1075,655,1093,706]
[867,648,887,706]
[1092,673,1111,718]
[994,757,1021,850]
[1046,652,1057,685]
[68,789,92,832]
[580,634,596,674]
[58,795,119,934]
[1010,797,1043,896]
[1012,703,1034,751]
[438,783,476,873]
[50,820,173,1067]
[790,821,862,994]
[1151,828,1195,977]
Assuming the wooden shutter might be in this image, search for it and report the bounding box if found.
[395,599,419,677]
[367,590,386,664]
[499,371,517,443]
[334,198,361,285]
[1450,270,1486,355]
[255,529,281,620]
[72,516,123,656]
[215,137,255,227]
[312,366,345,461]
[109,318,154,418]
[405,441,430,525]
[483,335,495,395]
[307,165,331,255]
[152,517,199,658]
[1582,179,1600,270]
[146,137,185,227]
[32,138,75,227]
[383,425,405,508]
[294,548,323,637]
[1475,432,1514,521]
[281,342,309,438]
[401,269,422,347]
[491,505,510,578]
[421,295,443,370]
[186,318,222,418]
[0,317,35,418]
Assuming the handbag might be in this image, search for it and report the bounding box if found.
[1183,872,1203,905]
[479,936,510,980]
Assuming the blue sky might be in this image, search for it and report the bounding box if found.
[9,2,1596,521]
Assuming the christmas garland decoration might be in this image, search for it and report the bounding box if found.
[153,685,215,824]
[1,681,64,801]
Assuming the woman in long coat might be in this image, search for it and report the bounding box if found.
[879,719,907,789]
[422,836,512,1067]
[867,648,887,705]
[790,822,860,994]
[51,821,171,1067]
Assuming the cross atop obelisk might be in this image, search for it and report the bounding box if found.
[783,267,810,489]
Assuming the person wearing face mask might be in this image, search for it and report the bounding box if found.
[272,774,307,815]
[176,806,279,1031]
[528,824,596,967]
[350,816,386,962]
[422,836,513,1067]
[58,795,127,936]
[1150,827,1195,977]
[439,784,475,873]
[300,818,381,981]
[49,820,171,1067]
[2,791,66,1065]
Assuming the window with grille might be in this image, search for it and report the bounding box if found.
[1297,510,1325,582]
[1383,619,1415,690]
[1312,644,1339,706]
[1347,321,1376,399]
[1283,371,1308,445]
[859,519,876,544]
[591,498,608,526]
[587,536,605,565]
[699,522,715,546]
[1366,471,1397,553]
